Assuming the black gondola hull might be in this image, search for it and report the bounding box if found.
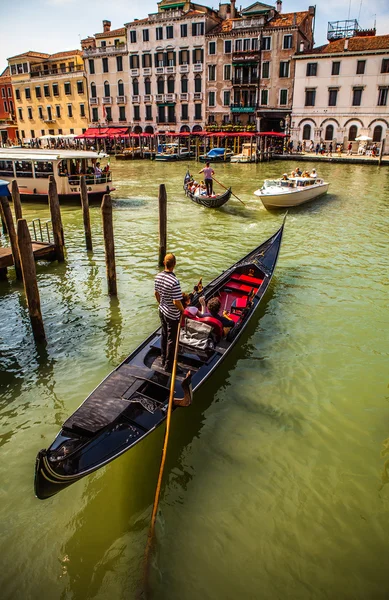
[184,173,232,208]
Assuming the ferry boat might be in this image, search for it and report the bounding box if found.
[254,173,329,209]
[0,148,114,203]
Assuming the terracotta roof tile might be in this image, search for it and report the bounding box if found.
[95,27,126,38]
[8,51,50,60]
[309,34,389,54]
[49,50,82,59]
[265,11,310,29]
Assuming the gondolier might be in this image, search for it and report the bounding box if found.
[199,162,215,196]
[154,253,184,372]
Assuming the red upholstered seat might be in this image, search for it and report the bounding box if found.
[235,297,248,309]
[231,274,263,286]
[225,281,254,293]
[197,316,223,341]
[226,313,240,323]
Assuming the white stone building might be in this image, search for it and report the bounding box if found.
[290,33,389,152]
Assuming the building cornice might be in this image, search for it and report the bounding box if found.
[294,48,389,60]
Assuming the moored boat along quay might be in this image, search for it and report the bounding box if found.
[1,158,389,599]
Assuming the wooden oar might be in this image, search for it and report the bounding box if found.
[212,176,245,206]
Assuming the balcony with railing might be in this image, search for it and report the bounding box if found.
[193,63,203,72]
[165,66,175,74]
[144,94,152,103]
[232,76,259,85]
[102,96,113,104]
[165,93,176,102]
[130,69,139,77]
[132,95,140,103]
[89,97,99,105]
[116,96,127,104]
[180,93,189,101]
[30,64,84,78]
[193,92,203,101]
[83,43,128,57]
[142,67,152,76]
[179,64,189,73]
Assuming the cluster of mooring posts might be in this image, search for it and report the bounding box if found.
[0,175,128,345]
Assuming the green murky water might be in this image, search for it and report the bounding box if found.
[1,159,389,600]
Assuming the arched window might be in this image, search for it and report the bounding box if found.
[181,75,188,94]
[192,125,202,132]
[144,77,151,95]
[118,80,124,97]
[167,76,175,94]
[157,77,164,95]
[132,78,139,95]
[145,125,154,134]
[373,125,383,142]
[349,125,358,141]
[90,82,96,98]
[302,123,311,140]
[104,81,110,97]
[325,124,334,141]
[194,74,202,93]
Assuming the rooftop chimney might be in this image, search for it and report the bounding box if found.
[230,0,236,19]
[299,41,305,52]
[103,20,111,33]
[344,38,349,50]
[308,6,315,16]
[276,0,282,12]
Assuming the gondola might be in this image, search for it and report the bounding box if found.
[184,172,232,208]
[35,218,286,499]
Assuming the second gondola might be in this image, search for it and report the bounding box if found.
[184,172,232,208]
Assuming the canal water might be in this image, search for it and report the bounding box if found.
[0,159,388,600]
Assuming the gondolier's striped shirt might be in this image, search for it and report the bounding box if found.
[155,271,182,320]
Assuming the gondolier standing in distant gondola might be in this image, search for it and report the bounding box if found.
[155,253,184,372]
[199,162,215,196]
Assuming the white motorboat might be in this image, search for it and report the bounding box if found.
[254,174,329,209]
[0,148,114,203]
[230,143,256,163]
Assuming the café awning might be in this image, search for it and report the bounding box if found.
[76,127,129,139]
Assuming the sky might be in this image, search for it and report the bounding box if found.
[1,0,388,70]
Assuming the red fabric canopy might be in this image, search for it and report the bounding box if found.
[76,127,129,139]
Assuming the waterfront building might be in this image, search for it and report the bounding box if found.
[0,68,18,144]
[8,50,88,141]
[290,30,389,153]
[81,21,129,130]
[206,1,315,132]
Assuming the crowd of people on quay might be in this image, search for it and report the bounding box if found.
[286,138,381,158]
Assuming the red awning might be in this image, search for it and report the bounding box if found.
[76,127,129,139]
[258,132,286,137]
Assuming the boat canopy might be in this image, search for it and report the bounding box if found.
[206,148,227,157]
[0,178,10,196]
[0,148,108,161]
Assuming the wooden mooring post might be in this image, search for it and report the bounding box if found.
[158,184,167,267]
[0,195,22,279]
[80,175,92,251]
[12,180,23,221]
[0,200,7,235]
[48,175,65,262]
[101,194,117,296]
[17,219,46,343]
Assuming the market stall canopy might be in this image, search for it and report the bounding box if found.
[76,127,129,139]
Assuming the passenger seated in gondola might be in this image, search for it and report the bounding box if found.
[199,296,235,336]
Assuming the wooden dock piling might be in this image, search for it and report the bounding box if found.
[0,201,7,235]
[0,195,22,279]
[48,175,65,262]
[80,175,93,251]
[11,180,23,221]
[158,184,167,267]
[17,219,46,343]
[101,194,117,296]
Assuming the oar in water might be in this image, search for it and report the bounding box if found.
[143,325,192,588]
[212,176,245,206]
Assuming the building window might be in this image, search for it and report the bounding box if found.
[67,104,73,117]
[77,80,84,94]
[332,61,340,75]
[130,30,137,43]
[279,61,289,78]
[24,87,31,100]
[349,125,358,141]
[133,105,140,121]
[18,107,23,120]
[47,106,52,121]
[243,38,250,51]
[167,105,175,123]
[119,106,126,121]
[261,89,268,105]
[181,23,187,37]
[3,100,8,112]
[118,80,124,96]
[306,62,317,76]
[208,65,216,81]
[192,22,204,36]
[89,59,95,74]
[157,77,164,94]
[251,37,258,51]
[15,89,20,100]
[167,76,174,93]
[208,91,215,107]
[224,40,232,54]
[104,81,111,97]
[38,106,43,119]
[64,82,71,95]
[35,86,41,98]
[90,82,96,98]
[378,87,389,106]
[373,125,383,142]
[279,89,288,106]
[235,39,242,52]
[194,103,202,120]
[352,87,363,106]
[209,41,216,55]
[21,130,25,138]
[145,77,151,95]
[52,83,59,96]
[145,105,152,120]
[328,88,338,106]
[223,90,230,106]
[44,85,50,97]
[56,105,61,118]
[181,76,188,93]
[142,53,152,68]
[261,62,269,78]
[356,60,366,75]
[224,64,231,80]
[105,107,112,122]
[166,25,173,39]
[80,103,85,117]
[156,27,163,41]
[181,104,188,120]
[7,87,11,98]
[130,55,139,69]
[116,56,123,72]
[31,129,35,138]
[92,107,98,122]
[179,50,190,65]
[325,124,334,140]
[283,34,292,49]
[305,89,316,106]
[102,57,108,73]
[381,59,389,73]
[261,37,271,50]
[302,124,311,140]
[132,78,139,95]
[192,48,204,64]
[27,107,32,119]
[143,29,149,42]
[194,74,202,93]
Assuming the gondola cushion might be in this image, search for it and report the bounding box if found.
[231,274,263,286]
